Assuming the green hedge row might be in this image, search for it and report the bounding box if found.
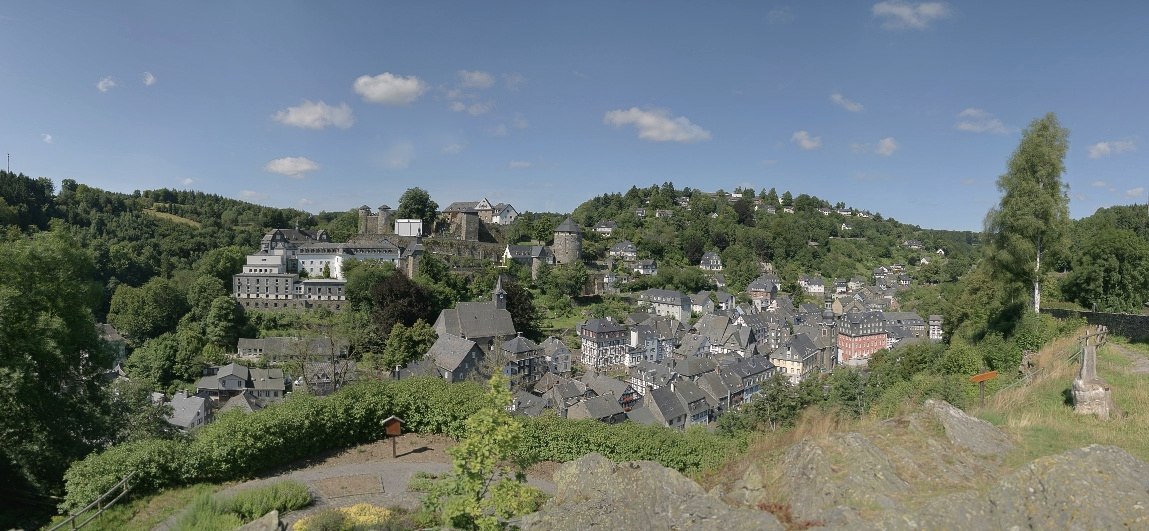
[62,377,741,511]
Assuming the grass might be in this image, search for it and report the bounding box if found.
[165,480,312,531]
[143,208,203,228]
[74,483,225,531]
[976,331,1149,468]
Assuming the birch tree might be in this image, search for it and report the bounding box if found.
[985,113,1070,313]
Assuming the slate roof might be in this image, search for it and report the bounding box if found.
[581,318,627,334]
[512,391,548,417]
[583,373,631,399]
[672,356,718,379]
[436,302,517,341]
[568,395,625,421]
[541,337,572,359]
[426,334,481,372]
[219,392,264,415]
[218,363,250,381]
[249,368,285,392]
[625,406,662,426]
[502,335,542,358]
[443,201,480,213]
[647,387,687,424]
[554,217,581,234]
[167,392,205,429]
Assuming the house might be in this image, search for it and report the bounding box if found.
[626,324,673,366]
[675,333,711,359]
[579,317,628,369]
[929,315,944,342]
[218,392,266,416]
[633,259,657,276]
[167,391,208,430]
[725,356,773,402]
[237,336,350,363]
[799,275,825,295]
[673,380,715,426]
[699,252,724,271]
[300,361,357,396]
[510,391,548,417]
[629,361,673,396]
[593,220,618,236]
[670,356,718,381]
[426,333,485,382]
[747,276,779,309]
[655,209,674,219]
[693,314,757,358]
[433,283,517,355]
[634,208,647,217]
[540,336,572,375]
[492,203,518,225]
[883,312,927,338]
[638,288,692,322]
[837,311,887,364]
[608,240,638,261]
[903,239,923,250]
[583,373,641,410]
[641,387,688,429]
[769,333,821,385]
[501,334,547,388]
[196,363,251,400]
[697,371,737,416]
[503,244,555,268]
[567,395,627,424]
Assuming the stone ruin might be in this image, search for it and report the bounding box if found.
[1071,325,1116,420]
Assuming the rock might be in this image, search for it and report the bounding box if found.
[924,399,1013,456]
[907,445,1149,529]
[518,453,782,530]
[780,432,907,524]
[236,509,283,531]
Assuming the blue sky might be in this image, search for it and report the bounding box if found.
[2,1,1147,231]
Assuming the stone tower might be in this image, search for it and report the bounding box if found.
[377,204,394,234]
[357,205,372,234]
[553,217,582,265]
[493,275,507,310]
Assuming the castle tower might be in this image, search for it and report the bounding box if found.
[357,205,372,234]
[377,204,394,234]
[493,275,507,310]
[553,217,582,265]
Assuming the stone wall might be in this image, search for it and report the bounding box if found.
[1041,308,1149,342]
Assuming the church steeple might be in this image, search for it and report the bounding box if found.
[493,275,507,310]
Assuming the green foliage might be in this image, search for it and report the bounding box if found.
[396,187,438,233]
[225,480,312,520]
[375,319,437,371]
[108,277,189,344]
[1062,227,1149,312]
[172,481,311,531]
[0,232,111,519]
[985,113,1070,313]
[423,375,542,530]
[193,246,246,285]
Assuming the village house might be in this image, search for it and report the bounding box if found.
[838,311,887,364]
[166,391,208,431]
[633,259,657,276]
[593,220,617,236]
[638,288,692,322]
[433,279,517,355]
[425,334,485,382]
[500,334,547,388]
[540,337,572,375]
[608,240,638,261]
[699,251,724,271]
[579,317,629,369]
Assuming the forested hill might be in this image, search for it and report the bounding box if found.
[570,183,982,285]
[0,171,324,312]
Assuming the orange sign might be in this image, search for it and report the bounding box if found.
[969,370,998,384]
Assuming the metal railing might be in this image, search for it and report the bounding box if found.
[47,471,136,531]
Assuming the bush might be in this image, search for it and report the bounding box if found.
[295,504,397,531]
[226,480,311,520]
[172,493,244,531]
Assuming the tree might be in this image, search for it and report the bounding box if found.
[107,278,189,344]
[985,113,1070,313]
[501,277,543,341]
[1062,227,1149,312]
[369,270,438,338]
[376,319,437,371]
[0,232,112,526]
[194,246,246,284]
[423,374,545,529]
[187,274,228,320]
[397,187,439,234]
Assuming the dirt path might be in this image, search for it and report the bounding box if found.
[1106,342,1149,374]
[154,433,556,530]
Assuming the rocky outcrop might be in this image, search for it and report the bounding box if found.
[723,400,1149,529]
[518,453,782,530]
[924,398,1013,456]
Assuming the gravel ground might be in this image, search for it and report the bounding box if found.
[153,433,556,530]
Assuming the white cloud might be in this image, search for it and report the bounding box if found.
[458,70,495,89]
[298,198,315,207]
[872,1,952,30]
[488,124,509,137]
[1127,187,1146,198]
[955,108,1007,134]
[876,137,899,156]
[442,143,465,155]
[273,100,355,129]
[791,130,822,150]
[960,178,977,186]
[96,76,117,93]
[603,107,712,143]
[41,133,53,144]
[767,7,794,24]
[449,100,492,116]
[384,142,414,170]
[142,72,156,86]
[239,190,269,200]
[509,160,533,169]
[512,113,529,129]
[830,93,864,112]
[1092,180,1108,188]
[264,156,319,178]
[1087,140,1135,159]
[353,72,427,105]
[503,72,526,90]
[181,178,195,186]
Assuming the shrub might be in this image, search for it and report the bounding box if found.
[294,503,394,531]
[172,493,244,531]
[226,480,311,520]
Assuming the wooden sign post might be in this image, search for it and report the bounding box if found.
[969,370,999,407]
[382,416,404,458]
